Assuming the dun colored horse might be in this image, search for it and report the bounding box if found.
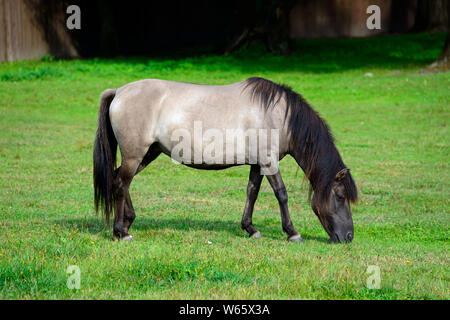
[93,77,357,243]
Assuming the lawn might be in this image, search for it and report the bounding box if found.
[0,32,448,299]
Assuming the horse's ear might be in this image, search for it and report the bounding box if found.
[335,168,349,181]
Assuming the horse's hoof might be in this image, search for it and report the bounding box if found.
[250,231,263,239]
[121,235,133,242]
[287,234,304,242]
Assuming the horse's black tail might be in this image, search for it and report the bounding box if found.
[93,89,117,226]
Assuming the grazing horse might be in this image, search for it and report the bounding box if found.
[93,77,358,243]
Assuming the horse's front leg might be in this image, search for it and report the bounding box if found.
[241,165,264,238]
[266,170,303,242]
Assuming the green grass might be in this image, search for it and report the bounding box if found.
[0,32,448,299]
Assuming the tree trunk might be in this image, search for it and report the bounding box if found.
[431,0,450,67]
[439,31,450,61]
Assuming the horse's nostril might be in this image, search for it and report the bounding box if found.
[346,232,353,242]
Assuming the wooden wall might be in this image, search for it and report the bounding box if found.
[0,0,78,62]
[0,0,49,62]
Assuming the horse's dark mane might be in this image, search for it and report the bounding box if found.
[243,77,358,205]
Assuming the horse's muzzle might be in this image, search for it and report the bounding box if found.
[329,231,353,243]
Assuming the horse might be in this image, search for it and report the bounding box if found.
[93,77,358,243]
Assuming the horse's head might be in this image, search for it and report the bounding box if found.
[311,168,354,243]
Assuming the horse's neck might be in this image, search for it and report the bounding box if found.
[291,149,314,184]
[290,140,339,192]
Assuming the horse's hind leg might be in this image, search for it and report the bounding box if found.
[123,193,135,234]
[121,144,162,236]
[112,159,140,241]
[114,167,135,235]
[241,165,264,238]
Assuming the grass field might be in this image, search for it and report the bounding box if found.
[0,33,448,299]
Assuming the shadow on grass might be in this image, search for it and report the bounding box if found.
[84,32,446,74]
[54,216,329,243]
[2,33,445,82]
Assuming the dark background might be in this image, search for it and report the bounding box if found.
[1,0,449,62]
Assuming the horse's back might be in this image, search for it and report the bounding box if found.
[111,78,262,132]
[108,78,283,167]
